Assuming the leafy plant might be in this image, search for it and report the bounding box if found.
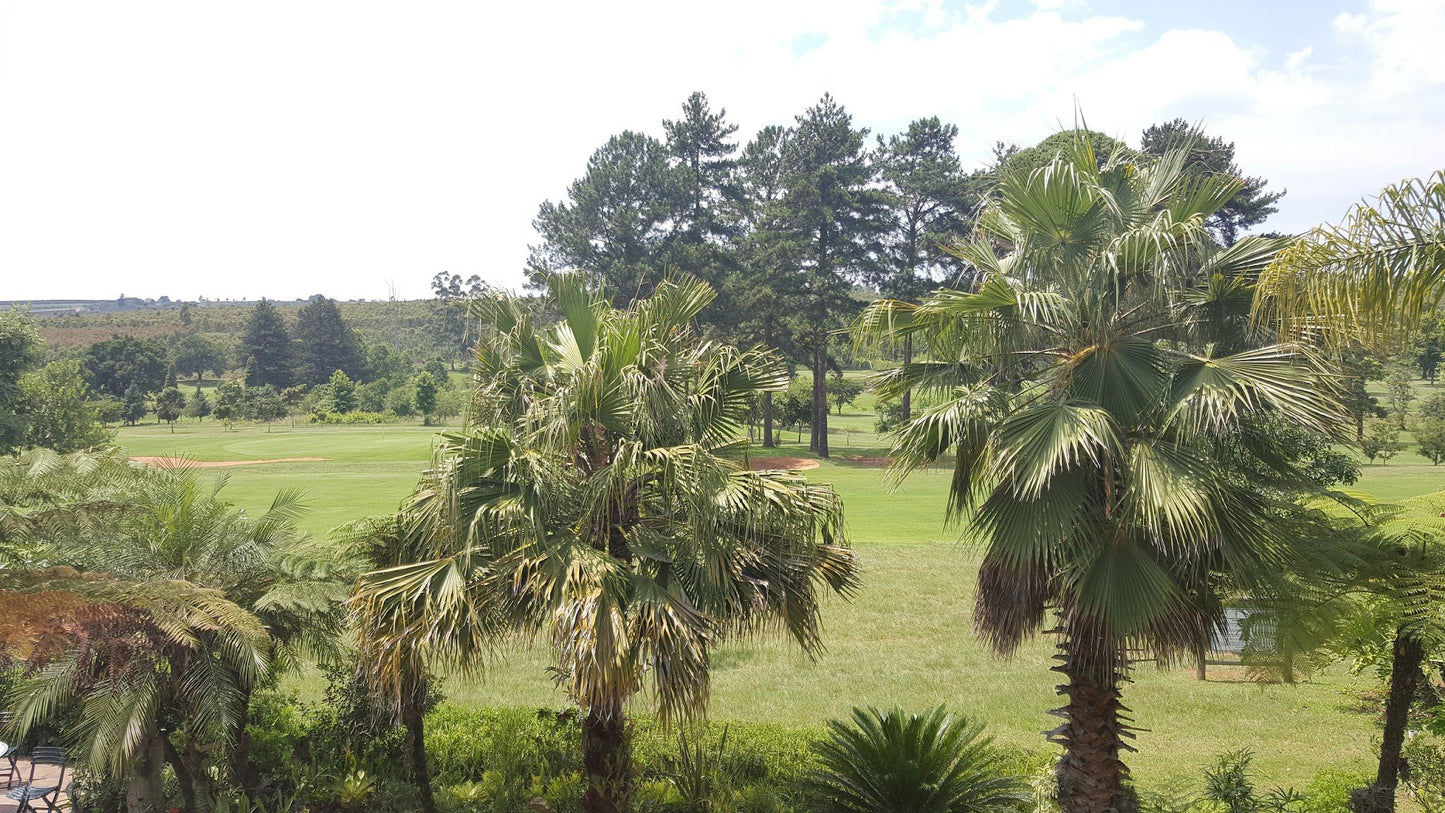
[804,707,1027,813]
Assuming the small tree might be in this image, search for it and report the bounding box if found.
[1363,419,1405,465]
[155,386,186,433]
[828,373,865,416]
[186,390,212,421]
[92,395,124,428]
[214,380,245,429]
[121,384,148,426]
[325,369,357,414]
[244,384,287,432]
[1387,362,1416,429]
[1417,419,1445,465]
[1421,393,1445,421]
[413,372,438,425]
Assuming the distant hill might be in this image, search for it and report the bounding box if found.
[7,297,449,360]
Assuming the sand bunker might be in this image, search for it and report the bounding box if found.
[749,456,822,471]
[131,456,329,469]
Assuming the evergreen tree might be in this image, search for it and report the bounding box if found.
[873,117,979,421]
[662,91,740,284]
[155,387,186,432]
[527,130,676,304]
[240,300,293,388]
[163,361,178,390]
[186,390,212,421]
[413,372,438,425]
[778,94,889,456]
[1139,119,1284,245]
[325,369,357,414]
[725,125,799,447]
[121,384,148,426]
[294,294,366,386]
[0,308,43,453]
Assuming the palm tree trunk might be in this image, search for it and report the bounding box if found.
[162,736,202,813]
[402,670,439,813]
[127,729,167,813]
[901,335,913,423]
[228,683,259,796]
[1355,630,1425,813]
[762,391,775,448]
[1054,628,1132,813]
[581,700,631,813]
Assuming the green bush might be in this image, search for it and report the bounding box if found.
[307,410,392,425]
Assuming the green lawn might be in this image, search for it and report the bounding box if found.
[115,408,1441,790]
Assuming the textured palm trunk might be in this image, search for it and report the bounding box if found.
[901,335,913,423]
[1355,631,1424,813]
[1054,629,1131,813]
[762,391,775,448]
[401,669,439,813]
[228,683,259,795]
[127,729,167,813]
[582,702,631,813]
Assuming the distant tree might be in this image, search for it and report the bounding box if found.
[1386,361,1416,429]
[413,372,438,425]
[240,300,293,388]
[0,308,43,453]
[324,370,357,414]
[1421,392,1445,421]
[384,384,417,417]
[163,361,179,390]
[121,384,148,426]
[828,373,864,415]
[186,390,212,421]
[155,386,186,432]
[92,395,124,428]
[662,91,739,283]
[172,333,227,390]
[213,380,245,428]
[1417,419,1445,465]
[779,94,889,456]
[365,340,411,383]
[1416,316,1443,383]
[294,295,366,386]
[724,124,799,448]
[527,130,676,303]
[775,378,813,443]
[1343,350,1387,441]
[1139,119,1284,245]
[873,117,979,421]
[82,334,168,398]
[179,303,193,326]
[21,360,110,452]
[1363,418,1405,465]
[423,359,449,387]
[428,273,486,365]
[1001,129,1129,178]
[244,384,287,431]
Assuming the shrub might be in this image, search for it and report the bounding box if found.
[803,706,1029,813]
[307,410,391,425]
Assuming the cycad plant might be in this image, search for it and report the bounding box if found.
[857,132,1344,813]
[353,276,858,813]
[805,706,1027,813]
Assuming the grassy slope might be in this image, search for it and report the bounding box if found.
[118,399,1445,788]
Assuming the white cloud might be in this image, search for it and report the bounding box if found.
[0,1,1440,301]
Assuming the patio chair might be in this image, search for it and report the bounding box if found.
[0,713,17,789]
[4,747,69,813]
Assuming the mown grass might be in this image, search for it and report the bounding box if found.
[115,398,1445,790]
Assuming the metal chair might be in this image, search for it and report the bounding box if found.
[4,747,69,812]
[0,712,18,790]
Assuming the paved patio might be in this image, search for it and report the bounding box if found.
[0,755,70,812]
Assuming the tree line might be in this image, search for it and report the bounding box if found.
[525,92,1282,457]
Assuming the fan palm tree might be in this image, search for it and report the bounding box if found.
[353,276,859,813]
[1257,170,1445,345]
[0,450,348,812]
[857,132,1345,813]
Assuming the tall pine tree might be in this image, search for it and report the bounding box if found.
[241,300,293,388]
[1139,119,1283,245]
[294,294,365,386]
[778,95,887,457]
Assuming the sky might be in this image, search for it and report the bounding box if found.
[0,0,1441,303]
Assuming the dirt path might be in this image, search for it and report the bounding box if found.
[749,456,821,471]
[131,456,329,468]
